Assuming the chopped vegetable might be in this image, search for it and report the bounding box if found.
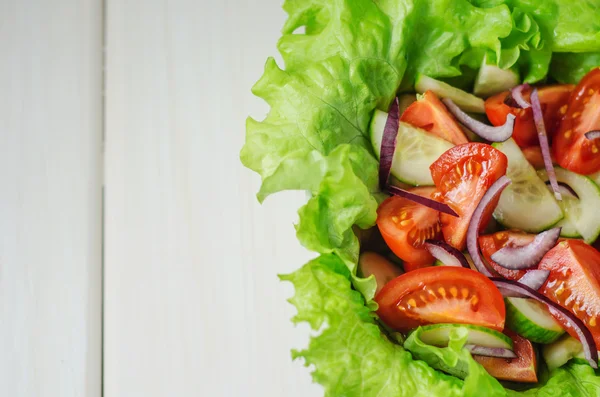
[466,176,511,277]
[473,330,538,383]
[531,88,562,201]
[554,68,600,175]
[377,187,442,268]
[442,98,514,142]
[376,267,505,332]
[400,91,468,145]
[431,144,508,251]
[379,98,400,189]
[492,278,598,369]
[539,241,600,353]
[425,240,470,268]
[490,227,560,270]
[358,252,403,295]
[517,270,550,292]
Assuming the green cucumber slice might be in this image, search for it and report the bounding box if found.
[416,323,513,350]
[538,167,600,243]
[591,171,600,188]
[370,110,453,186]
[505,297,564,344]
[553,194,582,238]
[572,349,600,366]
[493,139,563,232]
[415,74,485,113]
[473,55,519,98]
[543,335,583,370]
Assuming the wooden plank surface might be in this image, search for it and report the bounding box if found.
[104,0,322,395]
[0,1,103,396]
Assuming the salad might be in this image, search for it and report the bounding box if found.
[241,1,600,396]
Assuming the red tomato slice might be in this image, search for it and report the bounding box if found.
[521,146,555,170]
[400,90,469,145]
[403,261,433,272]
[479,231,535,280]
[539,240,600,350]
[430,143,508,251]
[473,329,538,383]
[485,85,573,148]
[375,266,505,332]
[554,68,600,175]
[377,187,441,269]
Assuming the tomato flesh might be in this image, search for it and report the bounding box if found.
[539,240,600,350]
[473,329,538,383]
[375,266,505,332]
[479,231,535,280]
[485,85,573,148]
[521,146,559,170]
[430,143,508,251]
[554,68,600,175]
[377,187,441,269]
[400,90,468,145]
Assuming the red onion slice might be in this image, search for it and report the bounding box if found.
[442,98,514,142]
[509,84,531,109]
[546,181,579,199]
[585,130,600,140]
[517,269,550,291]
[466,176,511,277]
[465,345,517,359]
[490,227,561,270]
[530,89,562,201]
[379,98,400,189]
[387,186,458,217]
[425,240,470,268]
[492,278,598,369]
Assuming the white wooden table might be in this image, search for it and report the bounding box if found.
[1,0,322,396]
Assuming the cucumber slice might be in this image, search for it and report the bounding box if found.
[370,110,453,186]
[415,74,485,113]
[473,55,519,98]
[538,167,600,243]
[493,139,563,232]
[543,335,584,370]
[417,323,513,350]
[553,193,582,239]
[505,297,564,344]
[572,349,600,366]
[591,171,600,188]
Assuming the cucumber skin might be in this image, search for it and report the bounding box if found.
[538,167,600,244]
[417,323,513,349]
[505,298,564,344]
[415,74,485,113]
[492,139,563,233]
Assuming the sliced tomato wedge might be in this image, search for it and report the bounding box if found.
[400,90,468,145]
[485,85,573,148]
[403,261,433,273]
[377,187,441,269]
[479,231,535,280]
[554,68,600,175]
[375,266,505,332]
[430,143,508,251]
[539,240,600,350]
[473,329,538,383]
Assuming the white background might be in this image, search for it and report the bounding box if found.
[1,0,322,396]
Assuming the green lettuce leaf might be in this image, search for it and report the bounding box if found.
[404,326,505,395]
[242,0,600,395]
[282,255,470,396]
[550,53,600,84]
[284,254,600,396]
